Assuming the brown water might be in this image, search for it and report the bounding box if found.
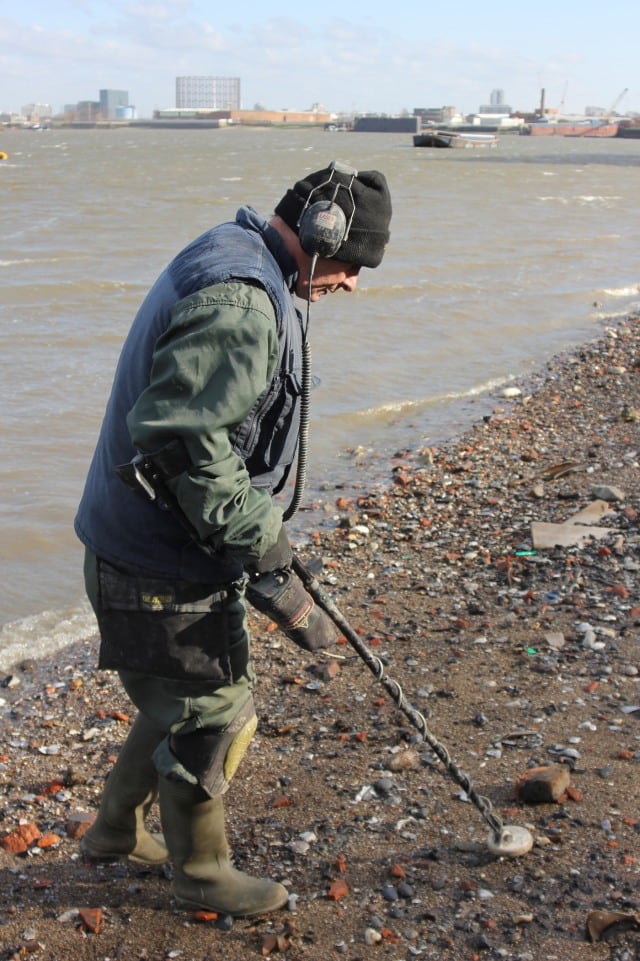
[1,125,639,665]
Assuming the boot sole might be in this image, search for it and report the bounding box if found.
[80,840,168,866]
[174,891,289,918]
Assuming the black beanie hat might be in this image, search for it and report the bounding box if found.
[275,163,392,268]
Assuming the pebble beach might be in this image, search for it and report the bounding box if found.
[1,314,639,961]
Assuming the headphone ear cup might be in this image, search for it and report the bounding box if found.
[298,200,347,258]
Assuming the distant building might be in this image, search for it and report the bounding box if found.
[21,103,53,121]
[99,89,130,120]
[76,101,101,122]
[151,107,332,127]
[479,88,512,115]
[414,106,458,126]
[176,77,241,111]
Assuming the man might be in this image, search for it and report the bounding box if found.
[74,161,392,917]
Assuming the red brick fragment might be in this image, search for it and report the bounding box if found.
[1,832,28,854]
[327,879,349,901]
[515,764,571,804]
[78,907,102,934]
[607,584,629,598]
[66,812,95,839]
[1,821,42,853]
[193,910,218,922]
[381,928,401,943]
[36,833,61,849]
[41,778,66,796]
[272,796,291,808]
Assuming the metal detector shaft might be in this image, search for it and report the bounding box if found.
[292,554,505,842]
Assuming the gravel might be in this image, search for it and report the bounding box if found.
[1,314,638,961]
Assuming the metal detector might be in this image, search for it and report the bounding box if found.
[292,555,534,858]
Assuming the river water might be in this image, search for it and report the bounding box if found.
[1,125,638,669]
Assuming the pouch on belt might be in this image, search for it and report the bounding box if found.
[95,557,248,682]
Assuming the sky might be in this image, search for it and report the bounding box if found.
[1,0,636,119]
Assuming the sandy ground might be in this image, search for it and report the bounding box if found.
[1,314,639,961]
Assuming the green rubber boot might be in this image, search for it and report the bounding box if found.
[159,777,288,916]
[81,713,168,865]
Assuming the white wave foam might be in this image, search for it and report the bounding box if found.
[0,602,97,673]
[0,256,61,267]
[354,374,516,420]
[593,306,640,322]
[576,195,622,203]
[601,284,640,298]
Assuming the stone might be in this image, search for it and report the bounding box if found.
[531,499,617,549]
[590,485,625,502]
[66,811,95,839]
[1,821,41,853]
[515,764,571,804]
[531,521,615,550]
[78,907,102,934]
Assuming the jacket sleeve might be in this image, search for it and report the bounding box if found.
[126,281,284,563]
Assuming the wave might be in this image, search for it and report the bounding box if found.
[601,284,640,298]
[0,602,97,674]
[351,374,516,422]
[593,305,640,322]
[0,256,63,267]
[537,195,623,205]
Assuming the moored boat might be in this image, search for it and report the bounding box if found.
[522,121,619,137]
[413,130,498,148]
[564,123,620,138]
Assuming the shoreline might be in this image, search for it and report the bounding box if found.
[1,313,638,960]
[0,309,632,674]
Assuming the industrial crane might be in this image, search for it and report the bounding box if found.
[607,87,628,118]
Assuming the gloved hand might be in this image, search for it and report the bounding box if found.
[248,526,293,575]
[246,568,339,652]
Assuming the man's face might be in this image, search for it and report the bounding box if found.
[295,257,361,302]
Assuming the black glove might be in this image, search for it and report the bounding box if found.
[247,526,293,575]
[246,568,339,652]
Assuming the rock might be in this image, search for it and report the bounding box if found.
[590,485,625,502]
[36,833,62,849]
[1,821,41,853]
[515,765,571,804]
[78,907,102,934]
[1,832,29,854]
[364,927,383,945]
[398,881,415,898]
[544,632,565,650]
[65,812,95,839]
[386,749,420,772]
[586,909,640,942]
[531,520,615,550]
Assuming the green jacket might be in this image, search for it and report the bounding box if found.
[129,281,284,557]
[75,208,304,582]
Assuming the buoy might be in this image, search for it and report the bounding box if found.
[486,825,534,857]
[0,151,8,160]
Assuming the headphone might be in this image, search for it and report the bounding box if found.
[296,161,357,258]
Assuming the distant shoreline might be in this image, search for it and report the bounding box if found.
[5,119,638,136]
